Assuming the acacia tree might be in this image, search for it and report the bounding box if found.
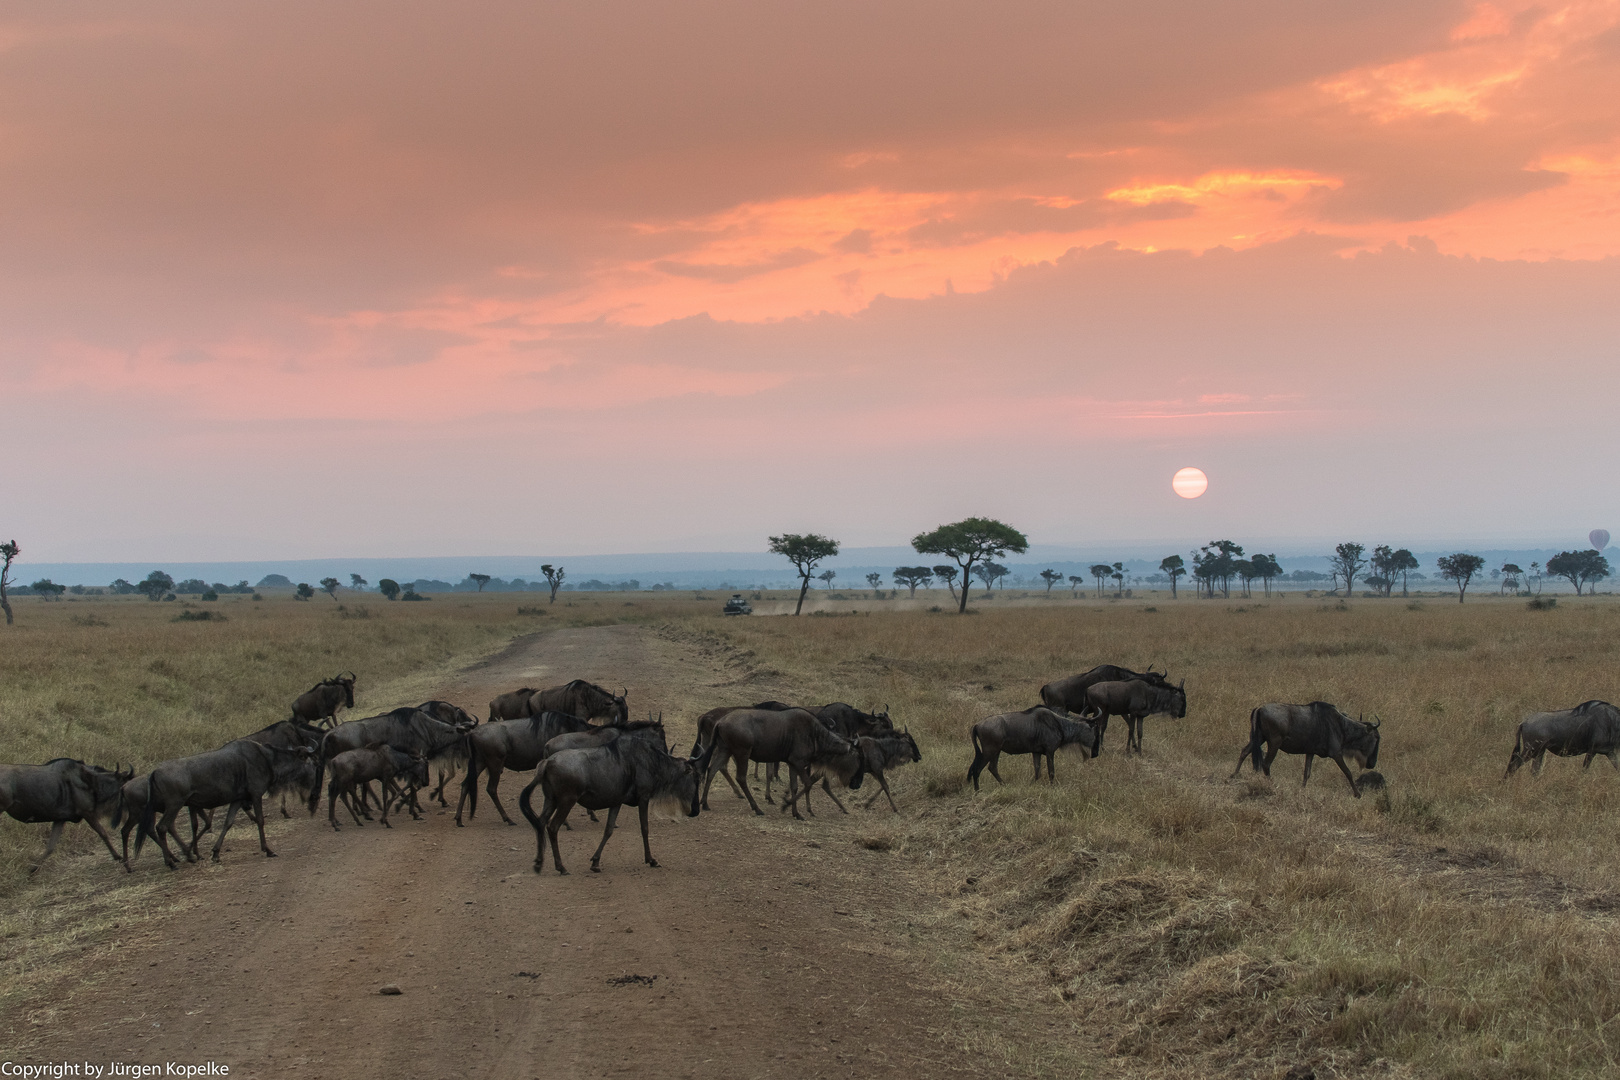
[541,564,566,603]
[378,578,401,601]
[932,565,959,603]
[1194,540,1243,599]
[818,569,837,590]
[1088,564,1112,597]
[1329,542,1367,596]
[350,574,367,590]
[769,533,840,615]
[865,572,882,594]
[1251,553,1282,596]
[137,570,174,601]
[0,539,17,625]
[912,518,1028,613]
[1111,562,1125,594]
[1547,549,1611,595]
[1039,569,1063,595]
[1437,553,1486,603]
[1500,562,1523,595]
[892,567,932,597]
[1068,574,1084,598]
[320,576,342,599]
[1159,554,1185,598]
[1529,561,1543,594]
[30,579,66,601]
[295,582,316,601]
[469,573,491,592]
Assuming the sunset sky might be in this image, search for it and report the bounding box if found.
[3,1,1618,562]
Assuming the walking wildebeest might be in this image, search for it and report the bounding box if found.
[968,706,1097,790]
[518,739,712,875]
[1082,679,1188,754]
[140,742,314,867]
[326,745,430,829]
[1503,700,1620,777]
[488,687,539,722]
[410,700,478,806]
[241,720,327,817]
[456,710,598,826]
[1040,664,1174,714]
[308,706,470,815]
[0,759,132,872]
[814,703,895,741]
[290,672,357,728]
[784,729,923,814]
[703,708,865,819]
[1232,702,1382,797]
[528,680,629,724]
[689,701,800,806]
[545,717,668,758]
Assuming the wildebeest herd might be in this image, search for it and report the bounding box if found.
[4,663,1617,878]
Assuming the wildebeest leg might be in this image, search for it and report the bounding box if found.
[731,752,766,816]
[250,794,276,857]
[1046,751,1058,783]
[1584,752,1597,769]
[589,804,622,872]
[547,795,577,875]
[154,808,187,868]
[986,750,1004,785]
[430,763,455,807]
[82,813,125,868]
[637,802,660,868]
[784,766,807,821]
[1302,754,1314,787]
[863,772,899,812]
[484,764,518,825]
[30,821,67,872]
[1261,745,1278,777]
[209,802,243,862]
[1609,752,1619,770]
[763,762,777,805]
[280,792,293,819]
[1030,753,1043,781]
[1531,749,1546,775]
[819,777,849,814]
[1330,754,1362,798]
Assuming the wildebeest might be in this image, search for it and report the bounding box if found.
[1232,702,1382,797]
[488,687,539,722]
[545,717,668,758]
[0,759,132,872]
[689,701,800,805]
[241,720,327,817]
[1503,700,1620,777]
[814,703,895,741]
[456,710,598,826]
[326,745,430,829]
[785,729,922,814]
[308,706,470,815]
[529,680,629,724]
[968,706,1097,790]
[410,700,478,806]
[290,672,357,728]
[1081,679,1187,754]
[518,739,711,874]
[140,742,314,867]
[703,708,864,819]
[1040,664,1174,715]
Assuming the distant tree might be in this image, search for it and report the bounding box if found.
[974,562,1009,596]
[1369,545,1397,597]
[1111,562,1125,594]
[1088,564,1113,597]
[378,578,401,601]
[295,582,316,601]
[137,571,175,602]
[892,567,932,598]
[912,518,1028,614]
[1329,543,1367,596]
[319,577,341,599]
[1547,549,1611,595]
[0,539,15,625]
[1039,569,1063,595]
[865,572,882,594]
[1500,563,1524,595]
[541,564,566,604]
[469,573,492,593]
[1251,553,1282,597]
[818,569,837,590]
[257,574,292,587]
[1529,561,1543,594]
[350,574,367,590]
[201,589,219,602]
[30,578,66,600]
[1389,548,1419,596]
[933,565,960,603]
[1364,575,1392,594]
[1194,541,1244,599]
[1436,553,1486,603]
[1233,560,1257,598]
[1159,555,1186,599]
[1068,574,1084,598]
[173,578,210,595]
[109,578,135,595]
[769,533,840,615]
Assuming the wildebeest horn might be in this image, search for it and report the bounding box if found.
[1368,714,1381,729]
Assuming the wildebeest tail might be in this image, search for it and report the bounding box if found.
[461,739,481,816]
[967,727,985,781]
[1504,723,1525,778]
[306,737,330,815]
[518,767,545,829]
[135,790,157,858]
[1247,707,1264,773]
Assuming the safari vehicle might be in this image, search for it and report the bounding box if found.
[722,594,752,616]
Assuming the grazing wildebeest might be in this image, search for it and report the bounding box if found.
[1232,702,1382,797]
[528,680,629,724]
[308,707,470,815]
[456,710,597,826]
[140,742,313,867]
[1040,665,1173,714]
[518,739,711,875]
[968,706,1097,790]
[0,759,132,872]
[703,708,865,820]
[1503,700,1620,777]
[290,672,357,728]
[327,745,429,829]
[1082,679,1188,754]
[488,687,539,722]
[784,729,923,814]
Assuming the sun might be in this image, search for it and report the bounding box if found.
[1172,467,1208,499]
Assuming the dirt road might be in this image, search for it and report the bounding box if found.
[8,625,1051,1079]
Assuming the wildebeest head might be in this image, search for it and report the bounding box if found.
[1351,715,1382,770]
[1169,679,1187,719]
[683,743,715,816]
[88,763,135,810]
[900,728,922,763]
[613,687,629,723]
[329,672,356,708]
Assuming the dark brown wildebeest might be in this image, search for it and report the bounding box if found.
[290,672,357,728]
[140,742,313,867]
[518,739,711,875]
[814,703,895,741]
[240,720,327,818]
[456,711,597,826]
[1232,702,1381,796]
[545,717,668,758]
[1040,664,1173,714]
[703,708,865,820]
[308,707,470,815]
[784,729,922,814]
[326,745,430,829]
[689,701,800,806]
[1503,700,1620,777]
[968,707,1097,790]
[528,680,629,724]
[1081,679,1188,754]
[410,700,478,806]
[0,758,132,872]
[488,687,539,722]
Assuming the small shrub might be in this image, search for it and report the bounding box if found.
[337,605,372,620]
[1391,793,1444,833]
[201,590,219,601]
[1142,606,1158,613]
[173,610,224,623]
[927,605,942,613]
[69,614,109,628]
[1528,596,1557,610]
[251,593,263,601]
[1407,601,1424,610]
[925,770,966,797]
[858,835,893,851]
[516,606,549,616]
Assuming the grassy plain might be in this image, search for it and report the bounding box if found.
[4,585,1619,1077]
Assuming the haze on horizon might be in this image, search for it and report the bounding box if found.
[2,1,1617,564]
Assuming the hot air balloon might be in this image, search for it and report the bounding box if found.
[1591,529,1610,551]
